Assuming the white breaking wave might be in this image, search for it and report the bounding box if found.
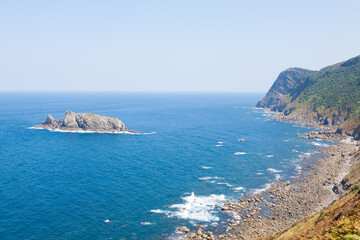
[311,142,329,147]
[217,142,224,144]
[234,152,246,155]
[266,155,274,158]
[275,174,281,180]
[150,209,169,214]
[143,132,157,135]
[199,177,212,180]
[299,152,312,159]
[233,186,244,191]
[215,145,223,147]
[252,183,271,195]
[27,126,42,130]
[198,176,223,180]
[256,172,264,175]
[201,166,212,169]
[141,222,153,226]
[151,192,226,222]
[267,168,283,173]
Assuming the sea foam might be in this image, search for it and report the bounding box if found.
[151,192,226,223]
[267,168,283,173]
[201,166,212,169]
[141,222,153,226]
[252,183,271,195]
[234,152,246,155]
[143,132,157,135]
[311,142,329,147]
[233,186,244,191]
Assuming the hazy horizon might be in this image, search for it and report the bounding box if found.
[1,0,360,92]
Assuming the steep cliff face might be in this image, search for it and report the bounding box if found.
[257,55,360,139]
[37,110,135,133]
[256,68,314,110]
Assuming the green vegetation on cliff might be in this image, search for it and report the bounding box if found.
[255,56,360,240]
[258,55,360,139]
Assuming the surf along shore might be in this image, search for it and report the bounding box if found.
[180,111,360,240]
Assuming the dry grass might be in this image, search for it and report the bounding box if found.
[260,162,360,240]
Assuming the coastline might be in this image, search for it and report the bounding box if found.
[184,110,359,240]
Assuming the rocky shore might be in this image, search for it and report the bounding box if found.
[180,112,359,240]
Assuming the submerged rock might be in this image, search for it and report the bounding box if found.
[35,110,138,133]
[178,226,190,233]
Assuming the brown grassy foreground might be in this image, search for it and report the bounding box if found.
[261,151,360,240]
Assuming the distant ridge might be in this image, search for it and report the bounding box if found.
[257,55,360,139]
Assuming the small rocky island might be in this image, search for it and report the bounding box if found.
[35,110,138,133]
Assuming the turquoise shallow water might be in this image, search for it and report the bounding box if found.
[0,93,330,239]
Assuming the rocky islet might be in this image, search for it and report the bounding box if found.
[35,110,138,133]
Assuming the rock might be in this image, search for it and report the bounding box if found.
[36,110,138,133]
[189,233,196,239]
[256,68,313,110]
[239,139,245,142]
[178,226,190,233]
[296,133,301,137]
[63,110,78,128]
[196,228,203,235]
[42,114,60,128]
[332,185,341,194]
[222,206,229,211]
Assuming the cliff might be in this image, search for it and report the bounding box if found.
[36,110,137,133]
[256,55,360,139]
[254,56,360,239]
[256,68,314,110]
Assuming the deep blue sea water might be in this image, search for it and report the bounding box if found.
[0,93,330,240]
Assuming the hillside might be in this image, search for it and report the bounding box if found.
[260,150,360,240]
[256,68,314,110]
[257,55,360,139]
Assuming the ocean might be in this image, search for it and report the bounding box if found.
[0,92,330,240]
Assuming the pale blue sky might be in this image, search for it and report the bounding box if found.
[1,0,359,92]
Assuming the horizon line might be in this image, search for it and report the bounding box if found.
[0,90,266,94]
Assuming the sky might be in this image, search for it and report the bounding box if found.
[1,1,360,92]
